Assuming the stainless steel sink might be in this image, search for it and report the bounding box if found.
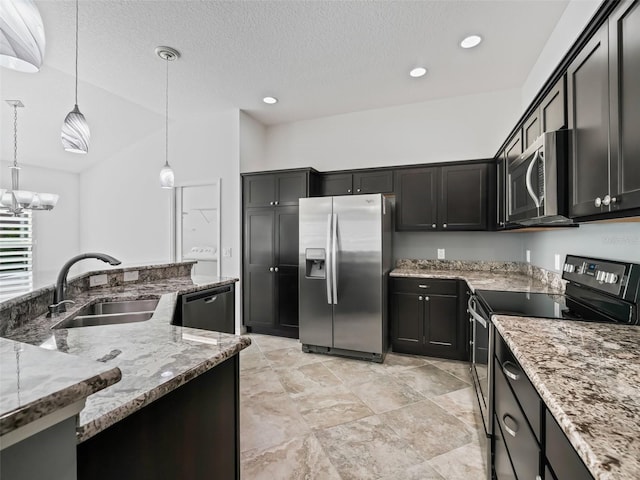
[52,298,160,329]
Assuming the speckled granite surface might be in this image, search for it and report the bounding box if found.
[2,274,250,442]
[391,262,563,294]
[0,337,121,436]
[493,316,640,480]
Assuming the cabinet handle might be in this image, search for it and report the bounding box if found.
[594,197,602,208]
[502,414,519,437]
[424,296,429,301]
[269,267,274,272]
[357,188,361,193]
[443,223,448,228]
[270,201,274,206]
[431,224,437,229]
[274,201,279,205]
[274,267,279,272]
[347,189,351,193]
[602,195,617,207]
[418,296,423,301]
[204,296,218,303]
[502,361,521,381]
[418,284,429,289]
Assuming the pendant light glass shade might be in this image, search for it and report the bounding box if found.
[61,0,89,154]
[0,0,45,73]
[159,163,175,189]
[62,104,90,153]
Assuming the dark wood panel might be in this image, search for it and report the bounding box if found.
[276,266,299,330]
[545,410,594,480]
[244,208,275,328]
[439,163,488,231]
[390,292,423,355]
[524,111,541,149]
[276,206,299,266]
[353,170,394,194]
[610,0,640,213]
[395,167,438,230]
[540,76,567,132]
[568,23,610,217]
[424,294,458,357]
[243,174,275,208]
[276,172,308,205]
[321,173,353,196]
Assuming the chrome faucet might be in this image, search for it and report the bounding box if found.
[49,253,121,315]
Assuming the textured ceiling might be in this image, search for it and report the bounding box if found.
[0,0,570,173]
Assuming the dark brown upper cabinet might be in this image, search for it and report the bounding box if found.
[540,77,567,133]
[496,151,507,230]
[320,169,393,196]
[609,0,640,214]
[243,170,314,208]
[568,0,640,219]
[395,161,490,231]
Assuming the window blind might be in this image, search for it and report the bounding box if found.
[0,210,33,302]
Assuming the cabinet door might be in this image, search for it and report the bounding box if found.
[395,167,438,230]
[610,0,640,213]
[439,163,488,231]
[523,111,541,150]
[391,293,423,355]
[496,154,507,229]
[423,294,459,358]
[540,77,566,133]
[275,206,299,266]
[567,23,611,217]
[353,170,394,194]
[244,175,275,208]
[275,206,300,331]
[243,209,275,327]
[276,172,308,206]
[276,266,299,330]
[321,173,353,196]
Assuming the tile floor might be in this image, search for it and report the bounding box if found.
[239,334,488,480]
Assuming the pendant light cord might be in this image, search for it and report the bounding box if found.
[165,56,169,167]
[75,0,79,105]
[13,105,18,167]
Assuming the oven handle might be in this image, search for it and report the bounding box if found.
[525,150,543,209]
[468,296,487,329]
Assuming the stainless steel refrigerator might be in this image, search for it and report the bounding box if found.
[298,194,393,362]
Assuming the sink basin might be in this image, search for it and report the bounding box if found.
[52,298,160,329]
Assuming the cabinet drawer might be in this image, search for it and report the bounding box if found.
[493,416,517,480]
[495,333,542,441]
[391,278,458,295]
[545,410,593,480]
[494,359,541,480]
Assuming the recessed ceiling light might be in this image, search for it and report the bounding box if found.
[460,35,482,49]
[409,67,427,78]
[263,96,278,104]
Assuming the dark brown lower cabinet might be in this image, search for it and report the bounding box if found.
[77,355,240,480]
[390,278,468,360]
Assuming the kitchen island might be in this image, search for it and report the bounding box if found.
[1,263,250,479]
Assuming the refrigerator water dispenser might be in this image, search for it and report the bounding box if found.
[305,248,326,278]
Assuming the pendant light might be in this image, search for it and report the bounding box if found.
[61,0,90,154]
[156,46,179,189]
[1,100,59,215]
[0,0,45,73]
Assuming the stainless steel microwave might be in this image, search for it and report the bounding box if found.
[507,130,571,225]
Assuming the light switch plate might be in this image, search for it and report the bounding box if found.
[124,270,139,282]
[223,248,232,258]
[89,274,108,287]
[437,248,445,260]
[526,250,531,263]
[554,253,561,270]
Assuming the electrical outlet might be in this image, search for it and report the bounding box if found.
[89,274,108,287]
[554,253,561,270]
[437,248,445,260]
[124,270,139,282]
[223,248,232,258]
[526,250,531,263]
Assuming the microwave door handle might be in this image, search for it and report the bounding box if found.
[326,213,333,305]
[525,150,542,209]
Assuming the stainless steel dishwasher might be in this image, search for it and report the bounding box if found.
[180,284,235,334]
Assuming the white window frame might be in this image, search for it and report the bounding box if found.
[0,210,33,302]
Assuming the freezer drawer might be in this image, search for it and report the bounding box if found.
[181,285,235,334]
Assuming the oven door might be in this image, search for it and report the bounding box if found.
[469,295,493,437]
[507,141,545,223]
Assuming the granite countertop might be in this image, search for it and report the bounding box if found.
[3,275,251,442]
[390,268,562,294]
[493,316,640,480]
[0,338,121,437]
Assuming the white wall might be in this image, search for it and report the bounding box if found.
[257,88,522,172]
[1,161,81,287]
[239,111,267,173]
[80,110,242,298]
[521,0,601,110]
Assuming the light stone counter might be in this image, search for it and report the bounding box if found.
[493,315,640,480]
[2,272,250,442]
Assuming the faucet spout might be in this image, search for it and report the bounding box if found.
[52,253,122,313]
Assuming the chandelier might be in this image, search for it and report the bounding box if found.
[1,100,59,215]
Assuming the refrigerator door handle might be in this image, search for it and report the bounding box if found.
[331,213,338,305]
[326,213,333,304]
